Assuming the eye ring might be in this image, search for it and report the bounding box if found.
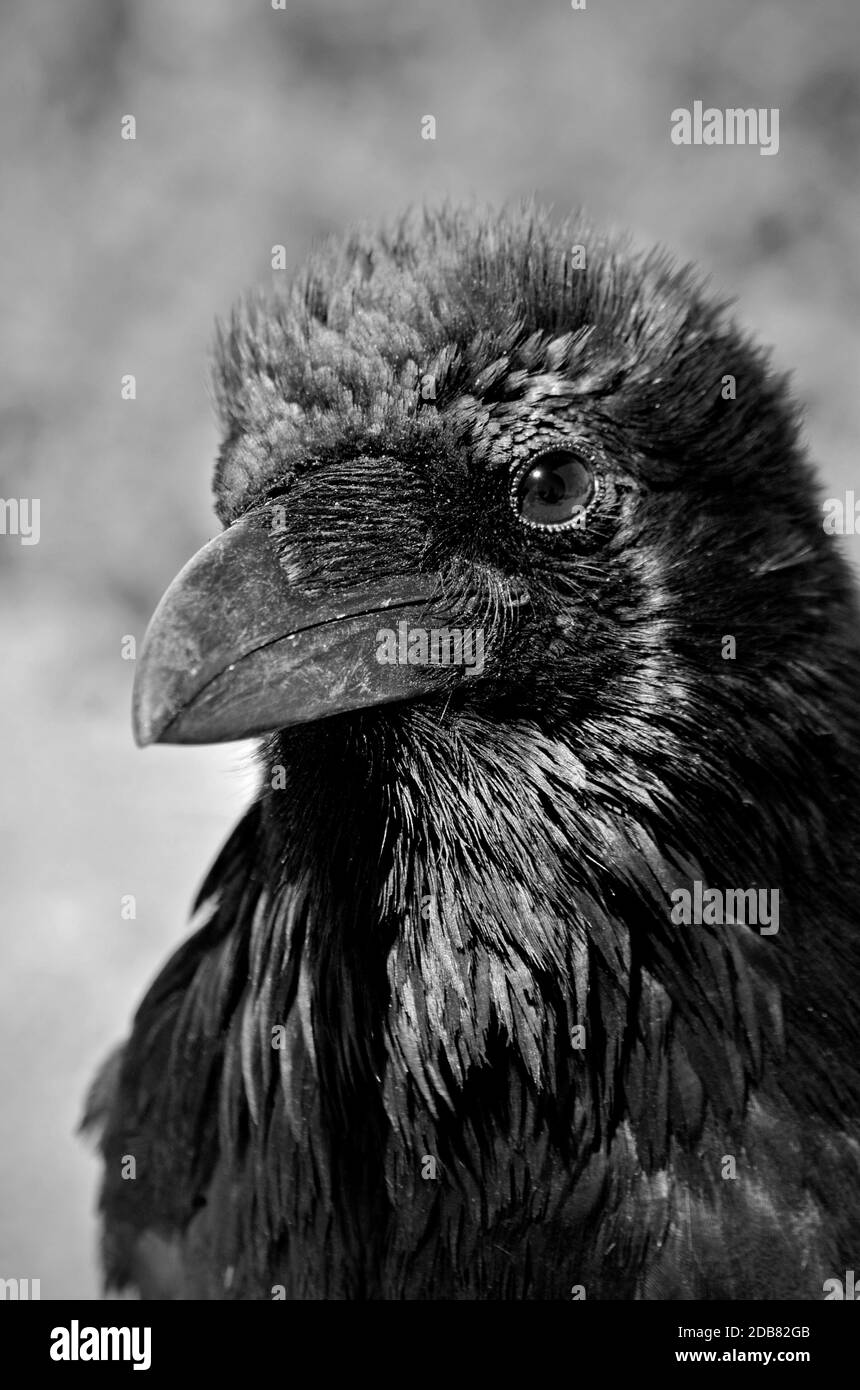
[509,442,603,533]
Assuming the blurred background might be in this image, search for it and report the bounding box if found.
[1,0,858,1297]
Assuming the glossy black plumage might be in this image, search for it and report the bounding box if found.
[85,207,860,1299]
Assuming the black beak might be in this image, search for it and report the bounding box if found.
[132,508,463,746]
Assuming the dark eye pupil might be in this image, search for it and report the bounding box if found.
[516,450,593,526]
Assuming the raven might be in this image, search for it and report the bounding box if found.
[86,206,860,1300]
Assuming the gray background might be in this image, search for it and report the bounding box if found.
[1,0,858,1297]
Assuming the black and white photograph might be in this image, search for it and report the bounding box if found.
[2,0,859,1364]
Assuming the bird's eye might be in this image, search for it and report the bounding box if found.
[511,447,598,531]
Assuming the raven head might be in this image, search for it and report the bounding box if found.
[134,206,848,763]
